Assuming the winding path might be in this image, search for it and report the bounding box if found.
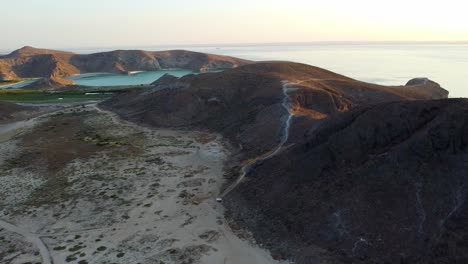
[221,81,298,197]
[0,219,52,264]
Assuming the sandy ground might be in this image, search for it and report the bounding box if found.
[0,104,281,264]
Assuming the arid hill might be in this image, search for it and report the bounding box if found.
[99,61,468,263]
[0,46,250,85]
[101,61,448,157]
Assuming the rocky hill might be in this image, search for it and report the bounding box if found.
[98,60,468,263]
[0,46,250,86]
[226,98,468,263]
[101,61,448,157]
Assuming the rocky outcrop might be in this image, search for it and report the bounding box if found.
[406,78,450,99]
[0,46,250,84]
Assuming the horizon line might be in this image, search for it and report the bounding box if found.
[2,40,468,53]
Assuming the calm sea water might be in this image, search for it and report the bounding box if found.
[69,43,467,97]
[173,44,467,98]
[2,44,467,97]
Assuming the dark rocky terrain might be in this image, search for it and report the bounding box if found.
[226,99,468,263]
[0,46,250,86]
[101,60,467,263]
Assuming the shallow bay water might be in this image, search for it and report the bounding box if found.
[178,43,468,98]
[66,69,195,86]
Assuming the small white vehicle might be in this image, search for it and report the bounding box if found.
[216,197,223,203]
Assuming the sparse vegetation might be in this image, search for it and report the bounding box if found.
[0,103,233,263]
[65,254,78,262]
[53,246,67,251]
[81,134,127,147]
[96,246,107,251]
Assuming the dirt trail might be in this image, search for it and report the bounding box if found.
[221,81,298,197]
[0,219,52,264]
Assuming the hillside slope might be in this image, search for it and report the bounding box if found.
[99,61,468,263]
[226,99,468,263]
[102,61,448,157]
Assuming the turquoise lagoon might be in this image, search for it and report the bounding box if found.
[66,69,196,87]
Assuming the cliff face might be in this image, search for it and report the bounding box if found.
[0,46,250,83]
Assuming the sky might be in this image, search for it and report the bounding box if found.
[1,0,468,50]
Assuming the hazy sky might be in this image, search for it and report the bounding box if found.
[1,0,467,50]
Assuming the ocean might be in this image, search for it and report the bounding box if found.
[165,43,468,98]
[3,43,468,97]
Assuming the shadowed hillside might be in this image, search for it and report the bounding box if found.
[226,99,468,263]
